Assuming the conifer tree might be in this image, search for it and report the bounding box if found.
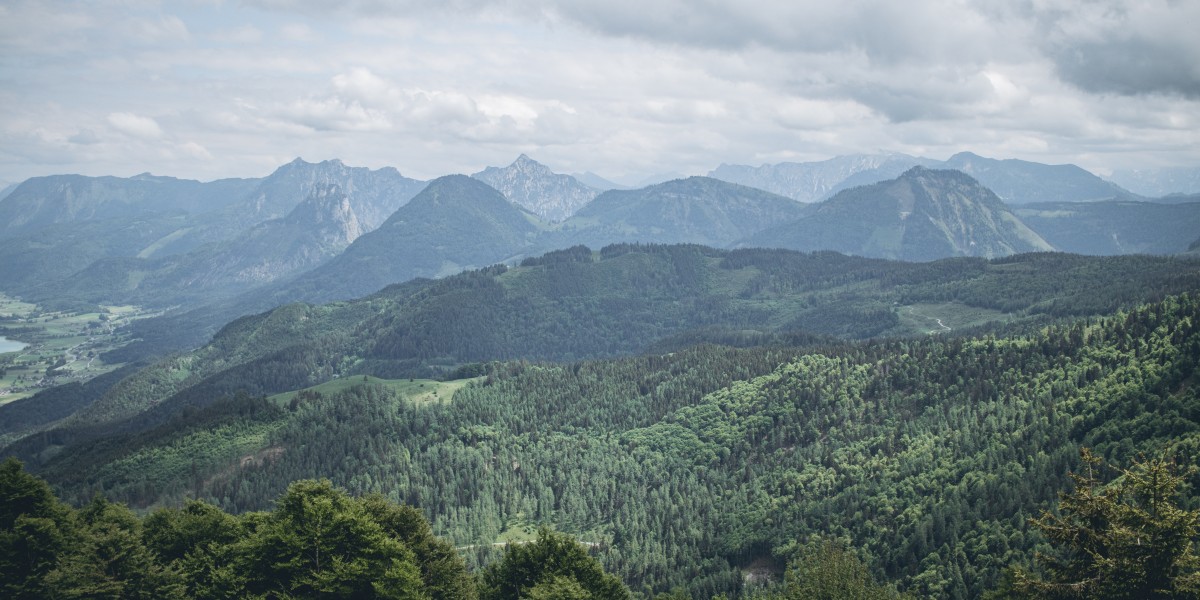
[1016,448,1200,599]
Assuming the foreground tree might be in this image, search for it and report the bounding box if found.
[782,539,901,600]
[479,528,630,600]
[1,461,473,600]
[1015,448,1200,599]
[240,480,428,599]
[0,457,75,599]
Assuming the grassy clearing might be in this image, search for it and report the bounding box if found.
[898,302,1012,335]
[495,519,539,545]
[268,375,478,407]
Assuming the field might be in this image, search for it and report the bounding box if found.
[896,301,1012,335]
[267,375,478,407]
[0,294,149,405]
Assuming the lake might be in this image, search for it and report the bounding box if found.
[0,336,26,353]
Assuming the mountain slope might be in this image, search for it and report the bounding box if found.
[709,153,930,202]
[267,174,542,304]
[25,246,1200,436]
[6,160,428,311]
[16,290,1200,599]
[745,167,1052,261]
[0,181,17,201]
[102,177,814,359]
[943,151,1134,204]
[556,177,810,248]
[472,155,599,222]
[571,171,628,191]
[710,152,1139,205]
[1014,200,1200,255]
[0,173,257,239]
[235,158,426,226]
[0,213,197,301]
[159,183,371,291]
[1106,166,1200,197]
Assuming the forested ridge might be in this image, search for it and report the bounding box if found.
[13,290,1200,598]
[27,245,1200,438]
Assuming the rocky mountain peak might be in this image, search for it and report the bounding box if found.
[472,156,599,222]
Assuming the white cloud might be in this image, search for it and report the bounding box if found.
[107,112,164,139]
[211,25,264,44]
[178,141,213,160]
[279,22,319,42]
[68,128,102,145]
[0,0,1198,183]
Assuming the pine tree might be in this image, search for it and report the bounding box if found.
[1016,448,1200,599]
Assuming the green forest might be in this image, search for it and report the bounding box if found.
[5,450,1196,599]
[8,284,1200,597]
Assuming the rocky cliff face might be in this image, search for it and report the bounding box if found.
[241,158,425,227]
[167,184,370,288]
[473,154,599,222]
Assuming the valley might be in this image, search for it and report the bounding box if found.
[1,153,1198,600]
[6,1,1200,596]
[0,293,148,404]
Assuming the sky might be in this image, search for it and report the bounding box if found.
[1,0,1198,185]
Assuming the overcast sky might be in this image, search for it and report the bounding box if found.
[1,0,1198,185]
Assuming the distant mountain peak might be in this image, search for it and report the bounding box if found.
[562,175,808,248]
[472,156,598,222]
[248,158,426,226]
[509,154,554,175]
[948,151,984,161]
[744,168,1052,261]
[709,153,931,202]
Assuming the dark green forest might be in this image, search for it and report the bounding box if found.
[34,245,1200,436]
[12,287,1200,598]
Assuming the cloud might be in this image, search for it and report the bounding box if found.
[177,141,213,160]
[1036,0,1200,98]
[126,14,190,43]
[211,25,264,45]
[68,128,101,145]
[2,0,1199,184]
[279,22,319,42]
[107,112,164,139]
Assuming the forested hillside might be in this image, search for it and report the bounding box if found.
[1014,199,1200,255]
[18,290,1200,598]
[13,246,1197,446]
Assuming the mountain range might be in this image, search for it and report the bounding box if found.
[550,176,809,249]
[9,245,1197,445]
[4,151,1200,600]
[1,153,1197,361]
[1,159,426,311]
[1106,166,1200,197]
[710,151,1142,204]
[0,173,256,240]
[709,153,931,202]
